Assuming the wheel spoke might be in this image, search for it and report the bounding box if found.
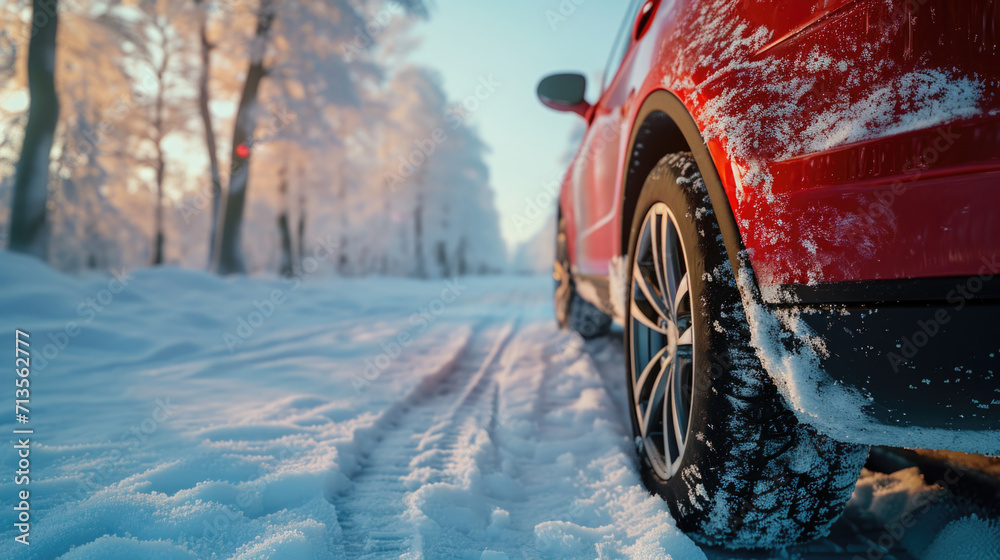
[640,361,668,440]
[650,212,668,303]
[634,343,670,406]
[662,363,676,467]
[633,260,669,322]
[674,272,690,316]
[662,221,683,312]
[630,299,670,336]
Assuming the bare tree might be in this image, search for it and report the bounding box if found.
[413,173,426,278]
[276,162,294,277]
[150,17,172,265]
[296,165,306,265]
[120,6,190,266]
[193,0,223,267]
[8,0,60,259]
[214,0,276,275]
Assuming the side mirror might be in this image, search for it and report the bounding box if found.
[536,73,591,118]
[633,0,660,41]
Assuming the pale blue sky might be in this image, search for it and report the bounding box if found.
[408,1,634,250]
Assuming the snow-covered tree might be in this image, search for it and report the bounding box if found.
[379,66,506,276]
[213,0,429,275]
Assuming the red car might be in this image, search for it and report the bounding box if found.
[538,0,1000,550]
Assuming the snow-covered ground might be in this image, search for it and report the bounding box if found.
[1,251,997,559]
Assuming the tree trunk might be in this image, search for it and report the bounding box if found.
[195,0,222,268]
[296,179,306,265]
[152,150,165,265]
[152,55,167,266]
[277,164,293,277]
[215,0,275,275]
[414,190,425,279]
[8,0,59,259]
[436,241,450,278]
[456,236,468,276]
[337,176,348,274]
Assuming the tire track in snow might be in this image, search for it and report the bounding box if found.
[490,326,712,558]
[331,316,520,558]
[493,327,617,552]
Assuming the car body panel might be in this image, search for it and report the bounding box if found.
[567,0,1000,295]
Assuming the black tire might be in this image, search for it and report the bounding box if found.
[624,153,869,549]
[555,213,612,339]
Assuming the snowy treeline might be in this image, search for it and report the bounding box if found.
[0,0,507,277]
[510,213,554,275]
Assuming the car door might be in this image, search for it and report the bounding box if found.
[570,0,645,276]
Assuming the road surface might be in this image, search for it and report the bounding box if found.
[0,254,995,559]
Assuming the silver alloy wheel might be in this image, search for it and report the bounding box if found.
[629,202,696,480]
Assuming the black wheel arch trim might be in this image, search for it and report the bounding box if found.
[622,89,753,295]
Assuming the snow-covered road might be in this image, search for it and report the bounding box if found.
[1,253,996,559]
[0,254,703,559]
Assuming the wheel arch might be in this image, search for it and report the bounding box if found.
[620,90,747,282]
